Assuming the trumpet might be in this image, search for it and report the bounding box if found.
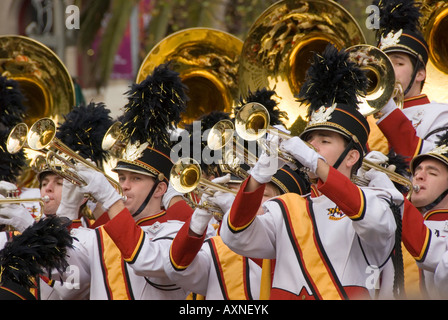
[234,102,303,168]
[22,118,124,196]
[0,189,50,223]
[170,158,237,220]
[102,121,128,158]
[353,159,418,198]
[207,119,257,179]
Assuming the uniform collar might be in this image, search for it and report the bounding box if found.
[403,94,430,109]
[423,209,448,221]
[136,210,167,226]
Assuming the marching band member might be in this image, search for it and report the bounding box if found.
[372,0,448,161]
[49,63,194,299]
[164,165,309,300]
[399,132,448,299]
[220,45,403,300]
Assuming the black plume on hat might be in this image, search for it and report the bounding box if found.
[56,102,114,167]
[0,216,73,299]
[373,0,422,41]
[0,76,27,183]
[121,62,188,147]
[297,44,368,118]
[236,88,287,126]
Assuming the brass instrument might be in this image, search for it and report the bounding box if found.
[0,35,75,189]
[207,119,256,179]
[26,118,124,196]
[0,35,75,126]
[420,0,448,74]
[234,102,299,167]
[353,159,418,198]
[0,189,49,223]
[6,123,31,154]
[136,28,243,126]
[238,0,366,128]
[346,44,403,116]
[102,121,128,158]
[170,158,237,219]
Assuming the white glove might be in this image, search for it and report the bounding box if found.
[210,173,231,185]
[364,169,395,189]
[75,164,123,210]
[376,97,398,121]
[250,151,286,184]
[364,150,389,165]
[189,194,214,235]
[56,179,85,220]
[0,181,18,197]
[162,183,183,209]
[0,203,35,232]
[280,136,325,174]
[207,191,235,214]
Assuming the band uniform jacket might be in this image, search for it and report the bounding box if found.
[220,166,402,300]
[164,218,262,300]
[51,200,193,300]
[401,198,448,299]
[377,95,448,160]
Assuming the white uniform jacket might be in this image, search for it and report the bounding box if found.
[220,167,402,300]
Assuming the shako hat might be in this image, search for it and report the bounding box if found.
[112,63,188,184]
[374,0,429,67]
[297,44,370,165]
[271,166,310,195]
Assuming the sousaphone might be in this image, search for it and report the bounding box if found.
[0,35,75,125]
[420,0,448,75]
[238,0,366,128]
[136,28,243,126]
[0,35,75,187]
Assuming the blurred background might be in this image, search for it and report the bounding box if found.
[0,0,446,122]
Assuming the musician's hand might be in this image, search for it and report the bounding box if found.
[250,151,286,184]
[364,169,395,189]
[208,191,235,214]
[364,150,389,165]
[0,202,35,232]
[56,179,85,220]
[76,165,123,210]
[189,194,214,236]
[280,137,325,174]
[0,181,18,197]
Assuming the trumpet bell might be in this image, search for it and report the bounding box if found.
[238,0,366,127]
[27,118,56,151]
[346,44,396,116]
[6,123,29,154]
[207,119,235,151]
[136,28,243,126]
[170,158,203,194]
[235,102,270,141]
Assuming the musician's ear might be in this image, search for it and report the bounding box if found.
[345,149,360,169]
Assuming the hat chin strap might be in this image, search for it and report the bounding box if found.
[332,139,355,170]
[132,180,161,218]
[403,58,421,96]
[422,188,448,212]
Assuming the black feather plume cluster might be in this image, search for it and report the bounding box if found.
[0,76,27,183]
[56,102,114,167]
[0,76,27,128]
[435,129,448,149]
[236,88,287,126]
[297,44,368,118]
[121,63,188,147]
[373,0,422,41]
[0,216,73,290]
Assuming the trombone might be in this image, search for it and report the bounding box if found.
[170,157,237,220]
